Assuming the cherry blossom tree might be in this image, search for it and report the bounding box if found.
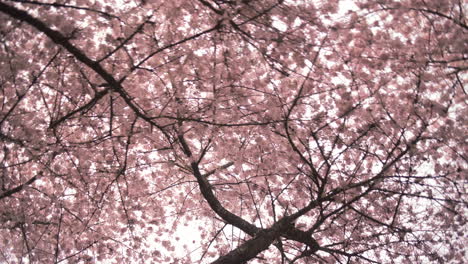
[0,0,466,263]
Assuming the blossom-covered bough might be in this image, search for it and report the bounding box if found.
[0,0,466,263]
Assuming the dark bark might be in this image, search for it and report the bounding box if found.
[0,175,37,200]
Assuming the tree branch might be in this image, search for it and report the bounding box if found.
[177,133,260,236]
[0,174,38,200]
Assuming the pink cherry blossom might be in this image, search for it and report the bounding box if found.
[0,0,466,263]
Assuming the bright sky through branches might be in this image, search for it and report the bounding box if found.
[0,0,466,263]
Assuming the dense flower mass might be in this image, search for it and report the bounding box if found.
[0,0,466,263]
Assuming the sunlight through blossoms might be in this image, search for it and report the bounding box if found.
[0,0,466,263]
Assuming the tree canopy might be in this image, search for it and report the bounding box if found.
[0,0,466,263]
